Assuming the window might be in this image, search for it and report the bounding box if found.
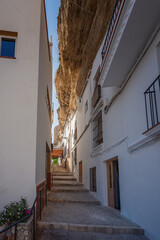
[72,148,77,165]
[46,87,51,120]
[93,111,103,148]
[75,148,77,165]
[92,67,101,108]
[85,100,88,113]
[74,122,77,140]
[90,167,96,192]
[144,75,160,130]
[92,84,101,108]
[1,38,15,58]
[67,138,70,156]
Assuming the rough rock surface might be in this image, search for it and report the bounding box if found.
[55,0,116,129]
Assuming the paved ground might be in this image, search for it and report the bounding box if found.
[48,192,101,204]
[37,166,149,240]
[41,202,140,227]
[52,180,83,186]
[51,186,88,192]
[52,165,68,173]
[37,229,149,240]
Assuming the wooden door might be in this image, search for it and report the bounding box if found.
[79,161,82,183]
[46,143,51,190]
[106,158,120,209]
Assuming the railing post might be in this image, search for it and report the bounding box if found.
[33,205,36,240]
[14,224,17,240]
[153,83,159,124]
[46,183,47,207]
[40,190,41,220]
[144,93,149,129]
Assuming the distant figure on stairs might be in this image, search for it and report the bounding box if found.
[58,157,61,165]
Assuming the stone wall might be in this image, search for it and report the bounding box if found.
[15,217,33,240]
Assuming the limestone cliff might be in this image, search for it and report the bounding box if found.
[55,0,116,129]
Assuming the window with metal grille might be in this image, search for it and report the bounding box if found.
[90,167,96,192]
[93,111,103,148]
[144,75,160,130]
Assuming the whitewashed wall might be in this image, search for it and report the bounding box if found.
[99,30,160,240]
[0,0,51,210]
[35,0,52,186]
[72,17,160,240]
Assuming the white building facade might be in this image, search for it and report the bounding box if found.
[63,1,160,240]
[0,0,52,209]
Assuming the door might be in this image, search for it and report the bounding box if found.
[46,143,51,190]
[106,158,120,210]
[79,161,82,183]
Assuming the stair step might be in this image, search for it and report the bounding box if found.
[48,192,101,205]
[52,181,83,187]
[48,198,101,204]
[37,221,144,235]
[52,176,77,181]
[51,186,89,192]
[52,173,73,176]
[37,227,149,240]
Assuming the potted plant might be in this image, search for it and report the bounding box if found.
[0,197,32,240]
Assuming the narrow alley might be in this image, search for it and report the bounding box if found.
[37,165,149,240]
[0,0,160,240]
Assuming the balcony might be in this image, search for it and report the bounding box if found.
[102,0,160,88]
[144,75,160,130]
[92,85,101,108]
[101,0,125,70]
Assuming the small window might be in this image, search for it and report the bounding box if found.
[90,167,96,192]
[47,87,51,120]
[93,111,103,148]
[72,148,77,165]
[85,100,88,113]
[74,122,77,140]
[74,148,77,165]
[1,38,15,58]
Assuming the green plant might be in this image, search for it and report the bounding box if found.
[52,158,58,165]
[0,197,29,227]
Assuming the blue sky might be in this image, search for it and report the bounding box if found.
[45,0,60,138]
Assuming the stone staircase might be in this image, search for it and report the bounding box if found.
[37,167,149,240]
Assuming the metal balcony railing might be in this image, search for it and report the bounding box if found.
[144,75,160,130]
[101,0,125,70]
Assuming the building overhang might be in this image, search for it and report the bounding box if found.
[102,0,160,87]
